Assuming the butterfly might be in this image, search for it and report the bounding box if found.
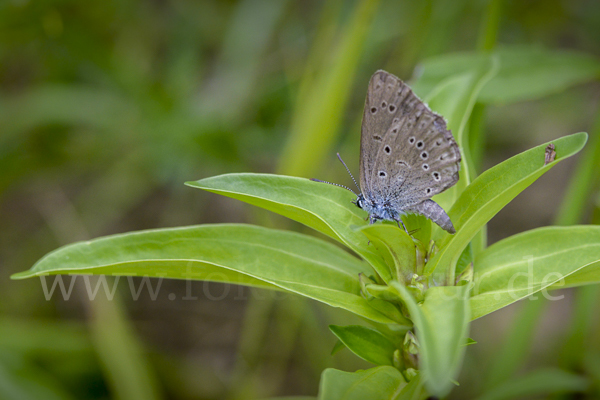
[313,70,461,234]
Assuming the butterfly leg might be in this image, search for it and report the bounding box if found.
[396,219,410,235]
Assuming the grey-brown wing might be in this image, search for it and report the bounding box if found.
[360,70,460,209]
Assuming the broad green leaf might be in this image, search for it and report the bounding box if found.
[360,224,416,282]
[412,46,600,104]
[395,373,427,400]
[476,368,589,400]
[426,132,588,283]
[12,224,397,324]
[551,260,600,289]
[329,325,398,366]
[400,214,431,248]
[318,366,406,400]
[470,226,600,319]
[267,280,406,325]
[455,243,473,281]
[187,174,391,282]
[389,282,470,397]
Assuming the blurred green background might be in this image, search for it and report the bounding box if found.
[1,0,600,399]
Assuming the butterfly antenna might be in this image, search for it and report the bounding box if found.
[310,178,357,196]
[336,153,361,193]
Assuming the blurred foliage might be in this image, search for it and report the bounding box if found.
[1,0,600,399]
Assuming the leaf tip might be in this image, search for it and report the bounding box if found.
[10,271,33,280]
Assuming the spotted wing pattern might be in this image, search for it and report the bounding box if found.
[359,70,461,210]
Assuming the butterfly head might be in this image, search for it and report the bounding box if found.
[354,193,367,210]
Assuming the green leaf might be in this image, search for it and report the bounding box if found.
[476,368,589,400]
[412,46,600,104]
[331,339,346,356]
[551,260,600,289]
[329,325,398,366]
[359,224,417,282]
[187,174,391,282]
[395,373,427,400]
[317,366,406,400]
[426,132,588,283]
[470,226,600,319]
[389,282,470,397]
[12,224,397,324]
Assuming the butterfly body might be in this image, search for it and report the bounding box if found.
[313,70,461,234]
[355,193,402,223]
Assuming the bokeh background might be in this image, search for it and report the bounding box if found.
[1,0,600,399]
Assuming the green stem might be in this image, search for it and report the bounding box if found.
[483,299,547,390]
[555,110,600,226]
[470,0,502,256]
[477,0,502,52]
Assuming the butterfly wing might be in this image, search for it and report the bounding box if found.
[359,70,460,210]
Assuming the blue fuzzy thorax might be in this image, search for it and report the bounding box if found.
[355,193,404,224]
